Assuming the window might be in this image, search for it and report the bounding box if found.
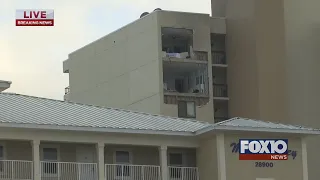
[169,153,183,178]
[169,153,183,166]
[42,148,58,174]
[178,101,196,118]
[115,151,131,177]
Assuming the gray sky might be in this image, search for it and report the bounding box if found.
[0,0,211,100]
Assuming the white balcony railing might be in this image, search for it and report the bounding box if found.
[168,167,199,180]
[105,164,161,180]
[0,160,33,180]
[40,161,98,180]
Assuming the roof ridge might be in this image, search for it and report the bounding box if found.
[225,117,314,130]
[214,117,237,125]
[0,93,210,125]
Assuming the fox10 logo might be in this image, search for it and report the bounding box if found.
[239,139,288,160]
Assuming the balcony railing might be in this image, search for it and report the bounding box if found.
[105,164,161,180]
[0,160,33,180]
[213,84,228,97]
[212,51,226,65]
[193,51,208,61]
[168,167,199,180]
[164,93,210,106]
[40,161,98,180]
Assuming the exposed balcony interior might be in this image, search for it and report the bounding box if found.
[163,61,210,106]
[214,100,229,123]
[161,27,208,62]
[212,67,228,100]
[163,62,209,95]
[211,33,227,66]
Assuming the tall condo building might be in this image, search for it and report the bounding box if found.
[63,10,228,123]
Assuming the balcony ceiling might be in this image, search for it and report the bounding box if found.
[163,61,206,75]
[161,27,192,39]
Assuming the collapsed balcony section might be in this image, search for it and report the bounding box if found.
[162,61,210,107]
[161,27,208,62]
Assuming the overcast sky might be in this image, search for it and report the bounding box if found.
[0,0,211,100]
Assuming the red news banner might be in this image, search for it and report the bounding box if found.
[239,154,288,160]
[15,9,54,26]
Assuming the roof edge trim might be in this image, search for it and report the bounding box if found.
[0,122,195,136]
[212,125,320,135]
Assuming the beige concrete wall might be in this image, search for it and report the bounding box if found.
[3,140,32,161]
[224,133,303,180]
[211,0,227,17]
[66,12,162,114]
[282,1,320,179]
[222,0,320,179]
[0,127,199,148]
[225,0,288,122]
[196,137,218,180]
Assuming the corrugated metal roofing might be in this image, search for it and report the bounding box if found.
[0,93,211,133]
[215,117,316,131]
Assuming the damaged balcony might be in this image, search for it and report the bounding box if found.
[161,27,208,63]
[163,61,210,107]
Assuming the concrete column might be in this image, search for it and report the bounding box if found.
[97,142,105,180]
[31,140,40,180]
[216,134,226,180]
[159,145,168,180]
[302,138,308,180]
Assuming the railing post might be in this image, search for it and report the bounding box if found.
[78,163,81,180]
[58,162,60,180]
[181,167,184,180]
[141,166,145,180]
[96,142,105,180]
[159,146,168,180]
[31,140,40,180]
[11,161,14,179]
[158,166,161,180]
[121,164,124,180]
[31,161,34,180]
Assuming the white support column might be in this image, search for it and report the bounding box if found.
[97,142,105,180]
[159,145,168,180]
[31,140,40,180]
[216,134,227,180]
[302,138,308,180]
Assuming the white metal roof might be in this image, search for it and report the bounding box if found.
[0,93,319,136]
[0,93,211,136]
[197,117,320,135]
[216,117,315,130]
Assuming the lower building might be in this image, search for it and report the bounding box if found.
[0,93,317,180]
